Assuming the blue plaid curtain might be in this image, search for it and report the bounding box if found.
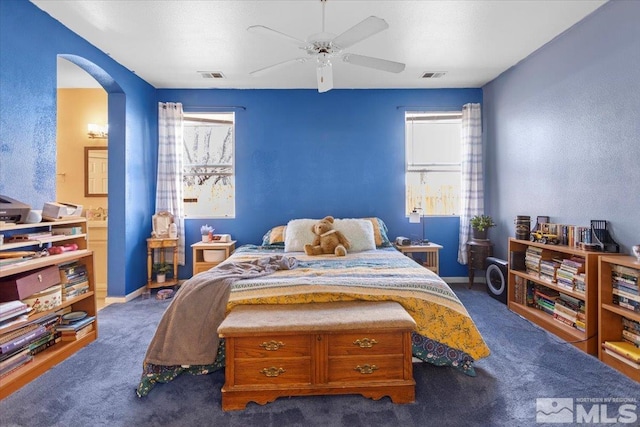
[457,103,483,264]
[156,102,185,265]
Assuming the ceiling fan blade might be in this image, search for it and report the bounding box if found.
[342,54,405,73]
[247,25,308,48]
[316,62,333,93]
[250,57,309,76]
[331,16,389,50]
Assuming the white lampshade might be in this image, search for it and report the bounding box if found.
[409,211,421,223]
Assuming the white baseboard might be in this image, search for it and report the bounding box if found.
[106,281,186,304]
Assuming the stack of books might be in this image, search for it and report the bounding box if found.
[611,265,639,313]
[622,317,640,348]
[553,293,586,331]
[0,301,31,330]
[56,315,95,342]
[58,261,89,301]
[0,313,61,377]
[532,284,560,315]
[574,273,586,294]
[525,246,542,275]
[602,340,640,370]
[555,256,586,292]
[540,258,562,283]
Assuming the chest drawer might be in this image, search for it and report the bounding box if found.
[328,355,406,383]
[233,334,311,358]
[328,331,403,356]
[233,357,312,386]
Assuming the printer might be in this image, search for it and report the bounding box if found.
[0,195,31,223]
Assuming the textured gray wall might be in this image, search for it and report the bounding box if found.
[483,0,640,259]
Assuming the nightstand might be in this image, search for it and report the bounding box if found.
[466,240,494,289]
[146,237,179,290]
[191,241,236,274]
[394,242,443,274]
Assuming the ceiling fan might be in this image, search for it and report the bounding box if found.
[247,0,405,93]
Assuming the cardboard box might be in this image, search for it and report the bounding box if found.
[0,265,61,302]
[42,202,83,219]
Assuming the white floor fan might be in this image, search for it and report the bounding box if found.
[247,0,405,93]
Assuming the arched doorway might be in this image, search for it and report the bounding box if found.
[56,54,125,307]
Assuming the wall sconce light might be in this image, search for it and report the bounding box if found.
[409,208,429,245]
[87,123,108,139]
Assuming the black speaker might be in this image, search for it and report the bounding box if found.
[485,257,508,304]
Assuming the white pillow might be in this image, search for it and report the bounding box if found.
[334,218,376,252]
[284,218,318,252]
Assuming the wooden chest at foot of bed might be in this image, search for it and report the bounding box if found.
[217,301,417,411]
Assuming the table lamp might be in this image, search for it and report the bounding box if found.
[409,208,428,245]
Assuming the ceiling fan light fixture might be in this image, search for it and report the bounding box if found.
[316,61,333,93]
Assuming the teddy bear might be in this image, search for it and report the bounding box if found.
[304,216,351,256]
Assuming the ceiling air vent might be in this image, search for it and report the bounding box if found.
[421,71,446,79]
[198,71,225,79]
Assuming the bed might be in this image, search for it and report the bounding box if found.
[137,218,490,398]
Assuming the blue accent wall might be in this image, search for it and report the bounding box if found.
[159,89,481,278]
[483,0,640,259]
[1,0,157,296]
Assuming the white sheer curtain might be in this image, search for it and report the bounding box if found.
[457,103,483,264]
[157,102,185,265]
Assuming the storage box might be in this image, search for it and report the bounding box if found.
[203,250,225,263]
[22,285,62,313]
[42,202,83,220]
[0,265,61,302]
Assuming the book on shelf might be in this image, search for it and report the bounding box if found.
[574,273,586,294]
[0,348,33,377]
[0,324,47,355]
[622,329,640,348]
[602,341,640,363]
[622,317,640,334]
[613,294,640,313]
[0,301,30,323]
[602,346,640,370]
[60,322,94,342]
[612,264,640,285]
[55,316,95,333]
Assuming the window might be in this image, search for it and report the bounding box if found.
[182,112,235,218]
[405,111,462,216]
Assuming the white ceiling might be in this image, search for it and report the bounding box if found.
[34,0,607,90]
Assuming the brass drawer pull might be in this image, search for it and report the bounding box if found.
[354,364,378,374]
[353,338,377,348]
[260,340,285,351]
[260,367,286,377]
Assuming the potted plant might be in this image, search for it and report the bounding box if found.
[153,262,172,283]
[470,215,496,241]
[200,224,214,242]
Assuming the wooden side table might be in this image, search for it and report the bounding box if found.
[191,241,236,275]
[146,237,179,290]
[467,240,493,289]
[394,242,443,274]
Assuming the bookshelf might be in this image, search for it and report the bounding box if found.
[0,218,97,398]
[507,238,620,356]
[598,255,640,381]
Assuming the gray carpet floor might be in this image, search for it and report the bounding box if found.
[1,283,638,427]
